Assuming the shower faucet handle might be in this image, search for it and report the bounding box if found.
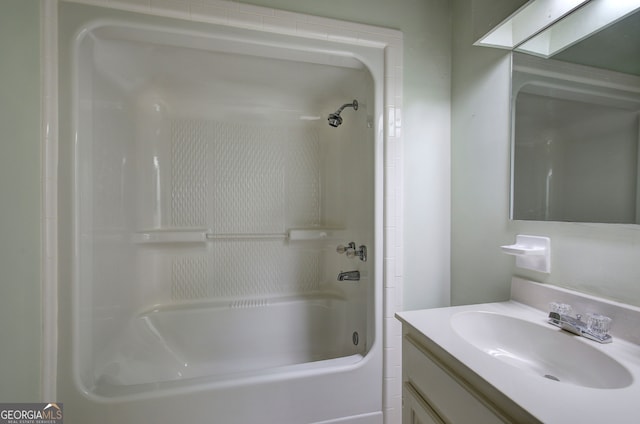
[352,245,367,262]
[337,242,367,262]
[336,242,356,255]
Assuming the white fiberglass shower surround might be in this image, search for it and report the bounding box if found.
[51,2,403,423]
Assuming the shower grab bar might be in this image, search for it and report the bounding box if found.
[132,230,285,243]
[133,228,343,243]
[206,233,287,240]
[133,230,209,243]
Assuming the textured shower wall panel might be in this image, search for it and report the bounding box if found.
[211,122,286,234]
[286,129,320,227]
[171,119,208,228]
[171,256,209,300]
[170,243,320,301]
[167,118,322,301]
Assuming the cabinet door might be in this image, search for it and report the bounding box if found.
[402,383,444,424]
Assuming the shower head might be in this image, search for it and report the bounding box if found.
[328,100,358,127]
[327,113,343,128]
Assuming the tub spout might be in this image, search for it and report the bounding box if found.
[337,270,360,281]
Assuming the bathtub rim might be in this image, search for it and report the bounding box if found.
[82,352,372,403]
[136,289,358,315]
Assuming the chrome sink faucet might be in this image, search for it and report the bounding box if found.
[548,302,612,344]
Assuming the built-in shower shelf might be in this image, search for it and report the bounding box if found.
[132,230,209,244]
[206,233,288,240]
[133,228,343,244]
[288,228,344,241]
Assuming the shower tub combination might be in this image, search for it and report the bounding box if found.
[57,3,384,423]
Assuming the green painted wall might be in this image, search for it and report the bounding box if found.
[0,0,42,402]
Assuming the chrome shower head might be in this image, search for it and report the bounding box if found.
[328,113,343,127]
[328,100,358,127]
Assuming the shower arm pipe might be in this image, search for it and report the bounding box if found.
[333,100,359,115]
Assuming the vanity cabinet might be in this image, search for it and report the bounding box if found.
[397,279,640,424]
[401,326,538,424]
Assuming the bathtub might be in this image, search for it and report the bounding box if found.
[94,295,364,396]
[57,2,384,423]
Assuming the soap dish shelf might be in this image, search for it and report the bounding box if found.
[501,235,550,273]
[500,245,545,256]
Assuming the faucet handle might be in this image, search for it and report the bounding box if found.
[586,313,612,337]
[549,302,572,316]
[337,242,367,262]
[337,242,356,255]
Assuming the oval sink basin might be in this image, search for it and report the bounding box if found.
[450,311,633,389]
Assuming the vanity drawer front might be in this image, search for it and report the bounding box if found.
[403,382,445,424]
[403,336,507,424]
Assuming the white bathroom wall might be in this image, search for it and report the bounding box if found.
[0,0,42,402]
[452,0,640,308]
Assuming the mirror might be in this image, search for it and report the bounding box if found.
[511,4,640,223]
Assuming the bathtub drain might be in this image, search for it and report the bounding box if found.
[352,331,359,346]
[543,374,560,382]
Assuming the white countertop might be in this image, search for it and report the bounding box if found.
[397,297,640,423]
